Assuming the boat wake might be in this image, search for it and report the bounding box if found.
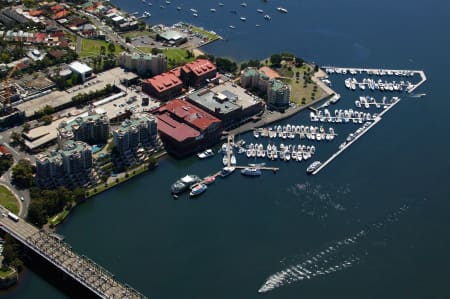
[258,204,410,294]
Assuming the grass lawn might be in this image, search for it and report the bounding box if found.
[288,78,325,106]
[137,47,196,65]
[0,268,15,278]
[80,39,122,58]
[190,26,220,41]
[0,185,19,214]
[121,30,154,39]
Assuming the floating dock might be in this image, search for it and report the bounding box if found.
[312,97,401,175]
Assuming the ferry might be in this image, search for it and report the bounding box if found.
[220,166,235,177]
[171,174,201,194]
[197,149,214,159]
[190,183,207,197]
[241,167,262,176]
[264,14,271,20]
[306,161,322,174]
[277,7,288,13]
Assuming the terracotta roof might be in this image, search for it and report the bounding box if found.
[51,4,65,12]
[258,66,280,80]
[182,59,216,77]
[29,10,46,17]
[157,98,221,132]
[156,113,200,142]
[53,10,70,20]
[145,73,182,92]
[0,145,11,156]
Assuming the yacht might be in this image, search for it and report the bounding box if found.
[277,7,288,13]
[240,2,247,7]
[197,149,214,159]
[241,167,262,176]
[264,14,271,20]
[210,8,216,12]
[229,25,236,29]
[306,161,322,174]
[189,183,207,197]
[257,9,263,13]
[171,175,201,194]
[220,166,235,177]
[219,3,224,6]
[190,8,198,13]
[193,13,198,17]
[165,0,171,4]
[176,6,182,10]
[240,17,247,21]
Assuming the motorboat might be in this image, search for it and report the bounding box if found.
[197,149,214,159]
[189,183,207,197]
[306,161,322,174]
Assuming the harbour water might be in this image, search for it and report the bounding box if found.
[4,0,450,298]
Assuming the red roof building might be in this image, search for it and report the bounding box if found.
[142,72,183,101]
[180,59,217,87]
[155,99,222,157]
[51,4,65,12]
[0,145,11,158]
[53,9,70,20]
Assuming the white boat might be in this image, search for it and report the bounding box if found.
[277,7,288,13]
[189,183,207,197]
[253,130,260,138]
[193,13,198,17]
[307,161,322,174]
[229,25,236,29]
[240,17,247,21]
[190,8,198,13]
[197,149,214,159]
[210,8,216,12]
[264,14,271,20]
[257,9,263,13]
[240,2,247,7]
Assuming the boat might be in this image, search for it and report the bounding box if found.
[219,2,224,6]
[256,9,263,13]
[241,167,262,176]
[240,2,247,7]
[277,7,288,13]
[189,183,207,197]
[240,17,247,21]
[197,149,214,159]
[171,175,201,194]
[264,14,271,20]
[306,161,322,174]
[229,25,236,29]
[176,6,181,10]
[222,154,237,166]
[220,166,235,177]
[190,8,198,13]
[210,8,216,12]
[193,13,198,17]
[203,176,216,185]
[165,0,171,4]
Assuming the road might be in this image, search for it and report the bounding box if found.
[0,127,33,218]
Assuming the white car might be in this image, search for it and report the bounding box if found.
[20,196,24,201]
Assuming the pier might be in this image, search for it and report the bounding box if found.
[312,97,401,175]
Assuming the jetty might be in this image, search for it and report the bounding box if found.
[312,97,401,175]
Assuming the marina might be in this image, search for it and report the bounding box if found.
[252,125,337,141]
[311,97,401,175]
[322,66,427,94]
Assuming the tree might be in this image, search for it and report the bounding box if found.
[10,131,21,144]
[40,115,52,125]
[1,235,23,270]
[108,42,116,54]
[11,159,34,189]
[100,45,106,56]
[125,37,131,43]
[151,48,163,55]
[295,57,304,67]
[270,54,282,67]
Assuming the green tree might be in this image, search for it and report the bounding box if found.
[10,131,21,144]
[40,115,52,125]
[270,54,282,67]
[100,45,106,56]
[151,48,163,55]
[12,159,34,189]
[125,37,131,43]
[108,43,116,54]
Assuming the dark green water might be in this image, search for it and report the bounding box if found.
[4,0,450,298]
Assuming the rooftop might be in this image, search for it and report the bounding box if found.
[157,98,220,132]
[159,30,186,41]
[259,66,280,80]
[156,113,200,143]
[188,81,262,115]
[69,61,92,74]
[182,59,216,77]
[145,72,182,92]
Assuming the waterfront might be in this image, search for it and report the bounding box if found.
[4,0,450,298]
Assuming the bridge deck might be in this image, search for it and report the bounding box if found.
[0,205,147,299]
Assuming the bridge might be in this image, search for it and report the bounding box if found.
[0,205,147,299]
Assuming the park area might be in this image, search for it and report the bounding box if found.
[0,185,18,214]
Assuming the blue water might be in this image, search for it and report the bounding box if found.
[4,0,450,298]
